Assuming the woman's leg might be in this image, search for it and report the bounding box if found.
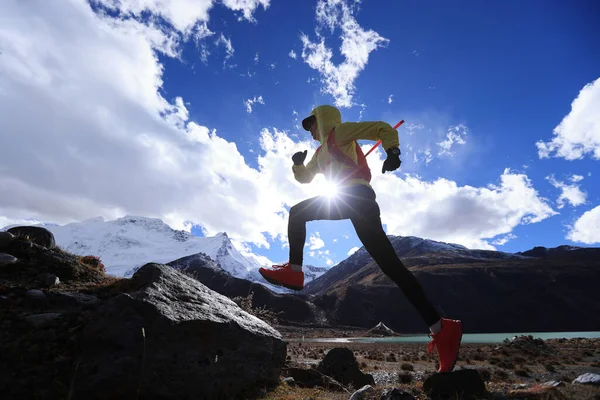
[288,195,348,266]
[346,186,441,327]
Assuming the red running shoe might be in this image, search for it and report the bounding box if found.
[258,262,304,291]
[427,318,463,372]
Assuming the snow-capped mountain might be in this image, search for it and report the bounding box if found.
[303,265,329,284]
[2,215,262,278]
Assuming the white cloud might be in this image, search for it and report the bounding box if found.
[571,174,584,183]
[388,94,393,104]
[397,116,471,167]
[437,124,467,156]
[492,233,517,246]
[325,258,334,266]
[300,0,389,107]
[244,95,265,114]
[222,0,270,22]
[308,232,325,250]
[215,33,235,64]
[365,145,558,249]
[546,174,587,209]
[0,0,312,249]
[254,52,259,63]
[536,77,600,160]
[94,0,268,33]
[0,0,561,257]
[289,50,297,59]
[567,206,600,244]
[347,246,359,256]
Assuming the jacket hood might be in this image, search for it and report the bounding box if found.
[303,105,341,144]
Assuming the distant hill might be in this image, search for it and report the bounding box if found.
[301,236,600,333]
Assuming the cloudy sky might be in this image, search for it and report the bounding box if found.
[1,0,599,268]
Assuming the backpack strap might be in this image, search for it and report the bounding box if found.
[325,128,371,183]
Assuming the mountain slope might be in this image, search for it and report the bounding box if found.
[304,238,600,333]
[303,235,524,295]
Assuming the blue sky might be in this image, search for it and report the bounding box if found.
[1,0,599,269]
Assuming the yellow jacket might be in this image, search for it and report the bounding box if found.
[293,105,399,188]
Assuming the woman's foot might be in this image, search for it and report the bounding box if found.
[258,262,304,291]
[428,318,463,372]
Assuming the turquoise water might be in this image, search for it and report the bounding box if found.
[294,331,600,344]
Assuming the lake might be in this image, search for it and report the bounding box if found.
[291,331,600,344]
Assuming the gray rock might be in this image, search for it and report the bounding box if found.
[282,377,295,385]
[0,231,15,250]
[26,289,46,300]
[72,263,286,400]
[39,273,60,288]
[283,367,347,391]
[349,384,374,400]
[424,369,487,399]
[315,347,374,389]
[7,226,56,249]
[25,313,62,328]
[380,387,417,400]
[0,252,17,266]
[573,373,600,385]
[542,380,563,387]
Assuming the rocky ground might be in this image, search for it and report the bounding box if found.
[2,228,600,399]
[271,331,600,399]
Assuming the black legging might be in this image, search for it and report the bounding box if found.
[288,184,441,327]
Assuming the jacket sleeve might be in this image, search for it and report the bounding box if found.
[335,121,399,151]
[292,151,319,184]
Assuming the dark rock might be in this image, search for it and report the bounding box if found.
[0,231,15,250]
[282,367,346,391]
[380,387,417,400]
[0,252,17,266]
[315,347,374,389]
[423,369,487,399]
[349,384,374,400]
[39,273,60,288]
[573,373,600,385]
[7,226,55,249]
[25,312,62,328]
[25,289,46,300]
[48,291,100,309]
[72,263,286,400]
[168,253,315,324]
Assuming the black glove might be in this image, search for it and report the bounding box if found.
[292,150,308,165]
[382,147,401,173]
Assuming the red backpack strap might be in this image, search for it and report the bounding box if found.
[326,128,371,183]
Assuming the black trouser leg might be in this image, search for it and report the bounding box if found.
[288,194,349,265]
[288,184,441,327]
[350,214,441,327]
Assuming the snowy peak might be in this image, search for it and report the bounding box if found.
[1,216,262,279]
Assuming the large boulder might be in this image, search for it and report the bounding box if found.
[315,347,374,390]
[7,226,55,249]
[423,369,487,399]
[0,231,15,251]
[72,263,286,399]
